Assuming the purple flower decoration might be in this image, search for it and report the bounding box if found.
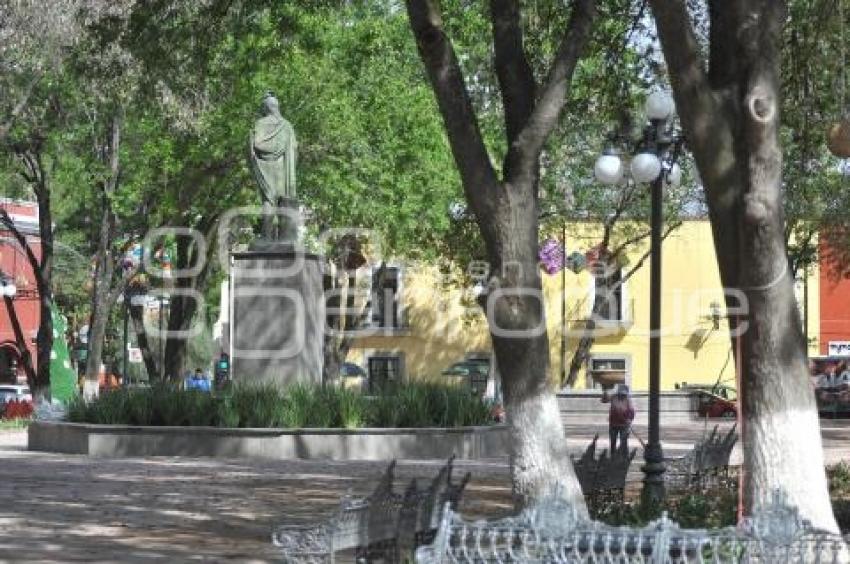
[538,239,565,275]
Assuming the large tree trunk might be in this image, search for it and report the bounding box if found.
[163,282,197,380]
[162,226,214,381]
[84,113,123,398]
[34,168,53,400]
[488,198,583,506]
[406,0,595,509]
[650,0,836,530]
[84,215,115,397]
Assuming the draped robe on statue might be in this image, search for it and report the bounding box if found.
[249,114,297,204]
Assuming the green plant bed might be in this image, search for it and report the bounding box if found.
[593,465,850,532]
[0,418,31,430]
[66,382,496,429]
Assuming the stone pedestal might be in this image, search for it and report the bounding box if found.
[229,248,324,387]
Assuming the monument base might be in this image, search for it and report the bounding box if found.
[229,249,324,387]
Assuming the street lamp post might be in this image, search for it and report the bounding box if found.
[593,90,682,505]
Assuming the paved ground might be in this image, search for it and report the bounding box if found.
[0,432,514,563]
[2,417,850,562]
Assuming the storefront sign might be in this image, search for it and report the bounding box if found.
[828,341,850,356]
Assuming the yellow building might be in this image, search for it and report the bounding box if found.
[346,220,819,392]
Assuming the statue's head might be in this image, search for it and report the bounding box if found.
[260,91,280,116]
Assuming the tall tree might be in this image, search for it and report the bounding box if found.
[649,0,837,529]
[406,0,596,507]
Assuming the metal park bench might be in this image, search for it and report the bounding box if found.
[571,435,636,512]
[273,457,471,563]
[415,490,849,563]
[666,424,737,491]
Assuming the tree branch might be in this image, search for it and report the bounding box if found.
[648,1,728,163]
[620,220,682,284]
[490,0,537,143]
[406,0,500,221]
[0,75,41,141]
[506,0,595,184]
[105,112,123,194]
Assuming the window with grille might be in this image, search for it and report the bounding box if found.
[592,267,624,322]
[368,355,402,392]
[370,266,401,328]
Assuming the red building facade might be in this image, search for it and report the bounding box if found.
[819,238,850,356]
[0,200,41,384]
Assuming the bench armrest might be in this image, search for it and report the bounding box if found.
[272,524,333,562]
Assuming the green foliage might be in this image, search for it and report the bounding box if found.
[593,489,737,529]
[66,381,494,429]
[828,462,850,497]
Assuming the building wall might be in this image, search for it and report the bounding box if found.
[0,200,42,381]
[819,238,850,355]
[346,220,821,392]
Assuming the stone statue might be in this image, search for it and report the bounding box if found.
[248,92,297,239]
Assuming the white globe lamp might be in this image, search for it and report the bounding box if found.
[645,90,674,121]
[472,281,486,298]
[630,152,662,183]
[594,153,623,185]
[665,163,682,189]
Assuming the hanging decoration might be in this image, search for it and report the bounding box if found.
[49,304,77,403]
[566,251,587,274]
[538,239,565,275]
[828,121,850,158]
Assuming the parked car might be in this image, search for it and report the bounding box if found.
[0,384,32,404]
[339,362,367,391]
[692,385,737,418]
[441,359,490,396]
[811,355,850,417]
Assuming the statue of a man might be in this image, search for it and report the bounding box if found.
[248,92,297,239]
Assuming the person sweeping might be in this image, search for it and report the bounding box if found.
[601,384,636,454]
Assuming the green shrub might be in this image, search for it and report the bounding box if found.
[215,396,240,428]
[673,490,737,529]
[333,386,367,429]
[64,380,494,429]
[125,390,154,426]
[279,384,313,427]
[829,462,850,497]
[593,490,737,528]
[230,383,286,428]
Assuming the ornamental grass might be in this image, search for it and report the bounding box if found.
[66,381,495,429]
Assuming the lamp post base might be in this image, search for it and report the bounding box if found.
[641,442,666,510]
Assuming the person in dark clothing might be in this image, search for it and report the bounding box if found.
[601,384,635,453]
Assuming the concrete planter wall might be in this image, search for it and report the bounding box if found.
[28,421,509,461]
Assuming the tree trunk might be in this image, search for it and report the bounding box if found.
[163,286,196,380]
[565,300,605,387]
[406,0,595,509]
[650,0,837,530]
[3,295,36,386]
[34,170,53,400]
[84,225,115,398]
[129,303,158,380]
[84,113,122,398]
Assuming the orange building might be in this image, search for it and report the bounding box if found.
[819,238,850,357]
